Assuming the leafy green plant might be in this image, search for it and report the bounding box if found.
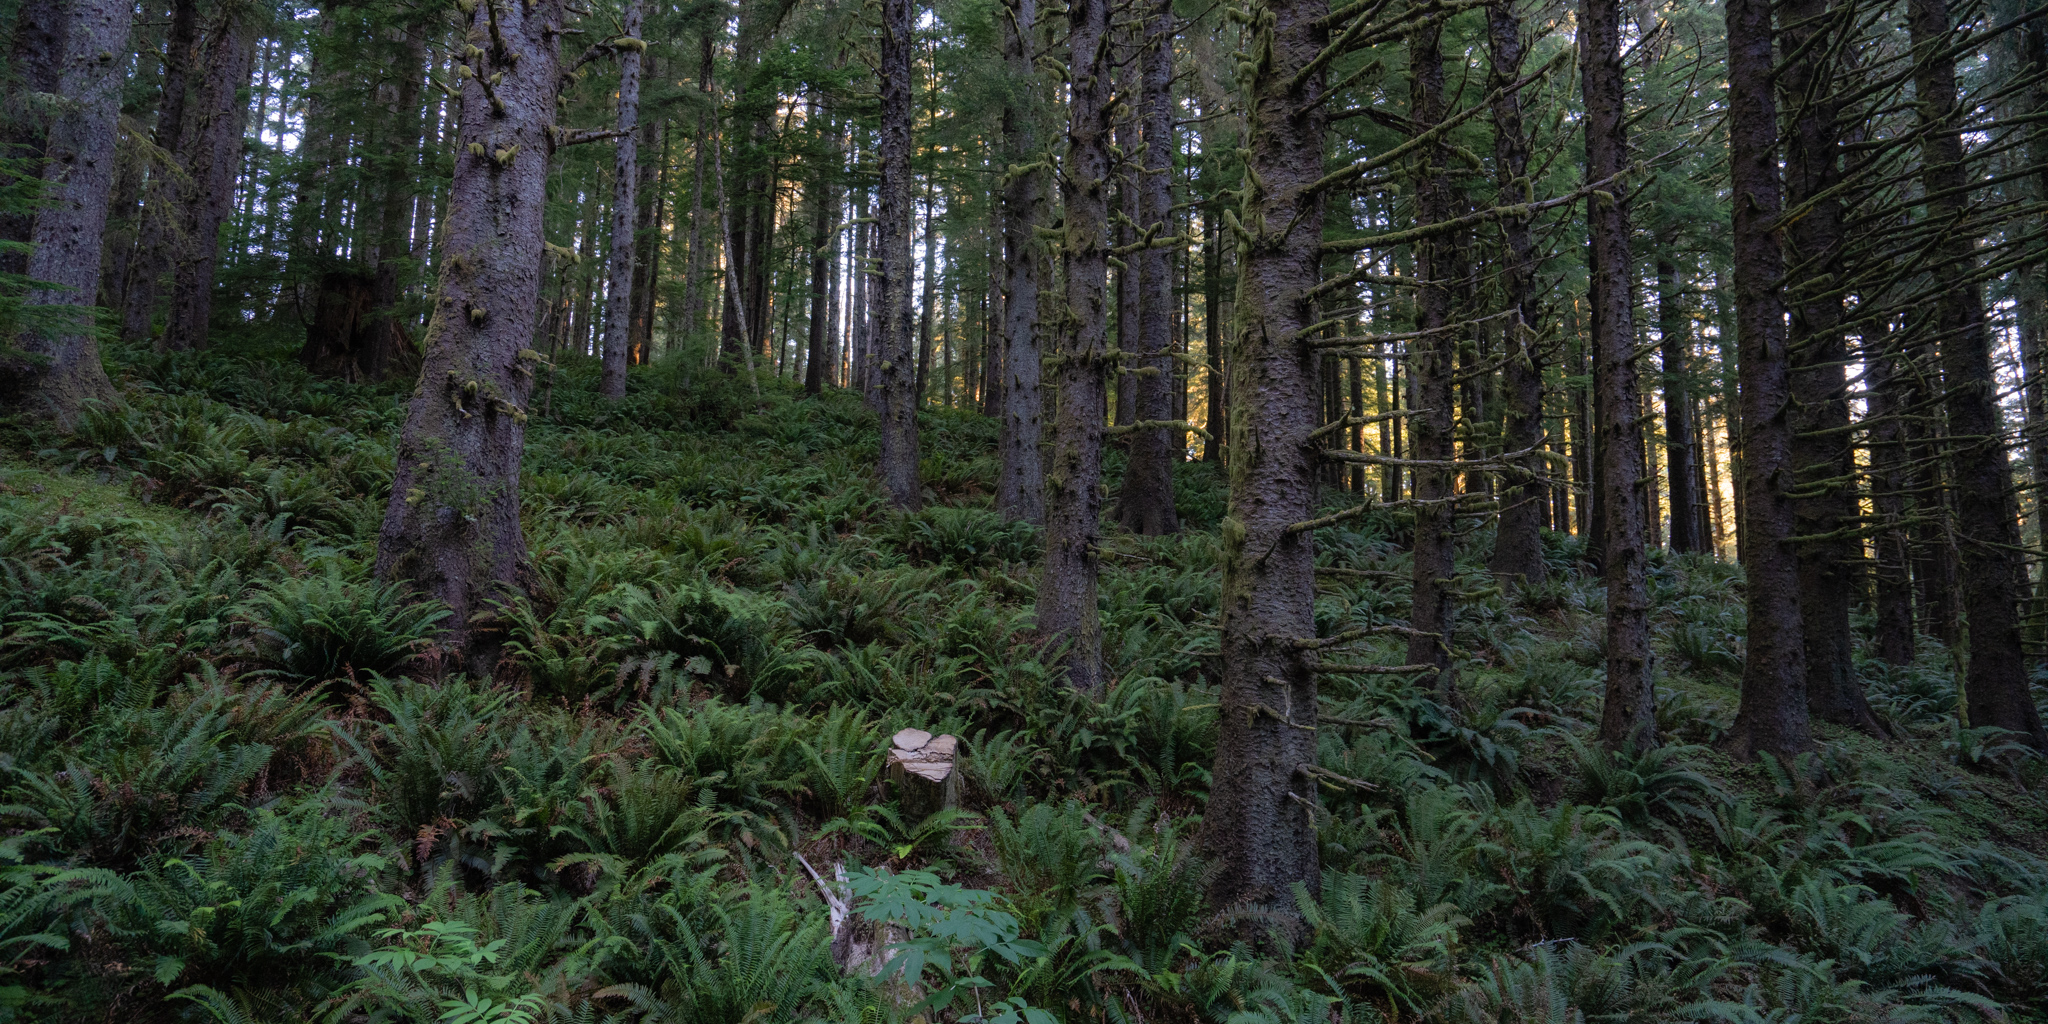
[240,570,449,686]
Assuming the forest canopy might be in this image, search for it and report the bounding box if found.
[2,0,2048,1020]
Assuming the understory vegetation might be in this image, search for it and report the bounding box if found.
[2,343,2045,1024]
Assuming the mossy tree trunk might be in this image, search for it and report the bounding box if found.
[1041,0,1112,691]
[1114,0,1181,537]
[1202,0,1327,925]
[875,0,922,506]
[375,0,567,677]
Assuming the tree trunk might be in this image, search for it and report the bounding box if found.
[1042,0,1113,691]
[1485,0,1546,584]
[1581,0,1652,750]
[375,0,566,676]
[3,0,128,425]
[1723,0,1812,761]
[1404,22,1457,695]
[996,0,1046,521]
[1866,328,1918,668]
[805,95,841,396]
[875,0,923,506]
[599,0,645,399]
[1908,0,2046,750]
[118,0,199,344]
[1203,0,1328,929]
[1657,251,1699,553]
[161,9,258,353]
[1115,0,1181,536]
[1781,0,1879,735]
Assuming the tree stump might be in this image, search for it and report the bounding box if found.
[887,728,959,821]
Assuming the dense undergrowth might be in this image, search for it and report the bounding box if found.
[1,339,2045,1024]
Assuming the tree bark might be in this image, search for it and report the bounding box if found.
[1485,0,1546,584]
[875,0,923,506]
[1581,0,1653,750]
[1866,329,1918,667]
[1781,0,1879,735]
[600,0,645,399]
[996,0,1046,521]
[1042,0,1113,691]
[1115,0,1181,536]
[1908,0,2046,750]
[1404,22,1457,694]
[4,0,129,425]
[375,0,566,676]
[1723,0,1812,762]
[1203,0,1328,929]
[805,94,841,396]
[160,7,258,353]
[118,0,198,344]
[1657,251,1699,554]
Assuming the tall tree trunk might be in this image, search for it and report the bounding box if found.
[119,0,199,344]
[875,0,923,506]
[4,0,129,425]
[1724,0,1812,761]
[161,9,258,353]
[1582,0,1653,750]
[1908,0,2046,750]
[1042,0,1113,690]
[1203,0,1328,928]
[1866,327,1918,667]
[600,0,645,399]
[1781,0,1880,734]
[1485,0,1546,584]
[1115,0,1181,536]
[1657,250,1700,554]
[916,189,937,403]
[996,0,1046,521]
[805,96,841,396]
[1404,22,1457,694]
[375,0,566,676]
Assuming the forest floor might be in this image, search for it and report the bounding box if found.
[1,336,2045,1023]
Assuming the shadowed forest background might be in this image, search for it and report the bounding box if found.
[4,0,2048,1020]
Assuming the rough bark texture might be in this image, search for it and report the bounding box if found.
[375,0,565,677]
[118,0,199,344]
[161,8,257,353]
[1581,0,1653,751]
[1485,0,1547,584]
[1201,0,1327,926]
[600,0,645,399]
[1724,0,1812,762]
[1866,333,1918,667]
[875,0,922,506]
[996,0,1046,522]
[1908,0,2046,750]
[1115,0,1181,536]
[1042,0,1112,691]
[1404,22,1456,692]
[1781,0,1879,735]
[6,0,129,426]
[1656,253,1699,553]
